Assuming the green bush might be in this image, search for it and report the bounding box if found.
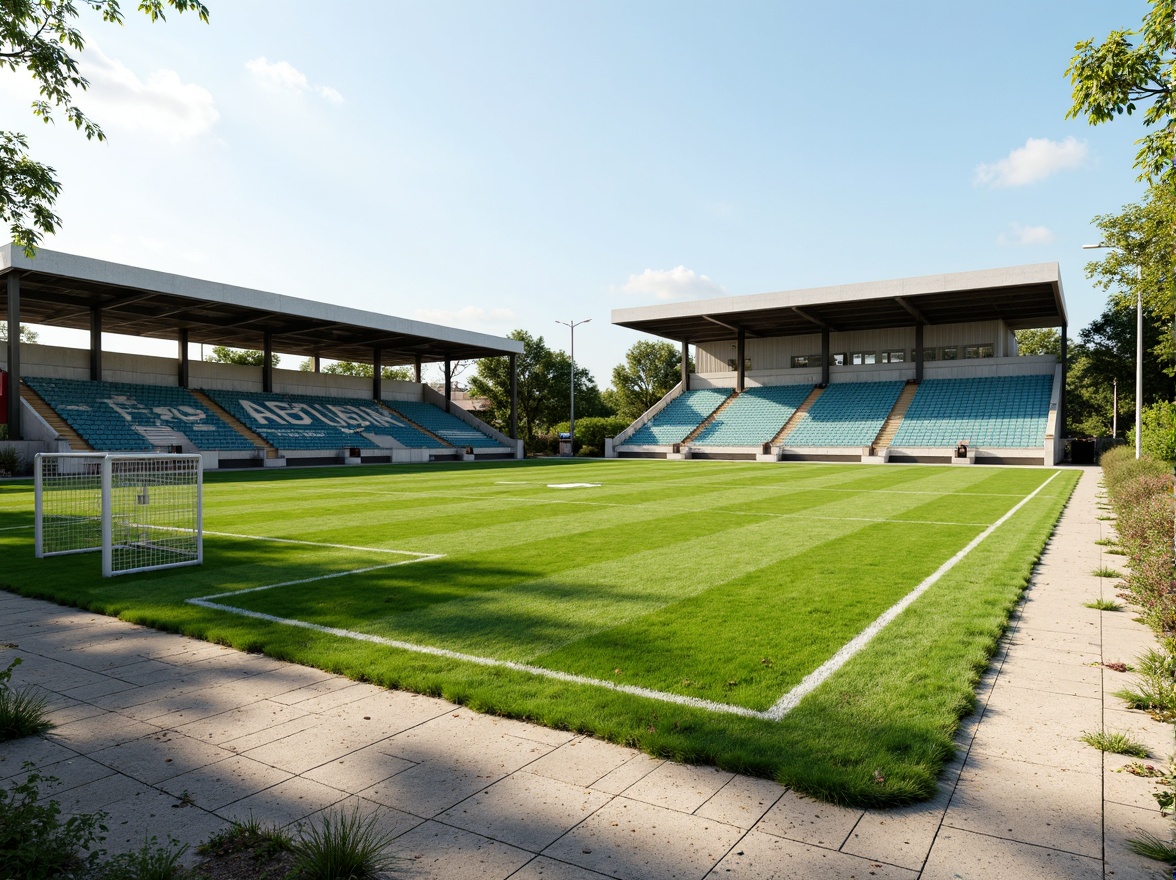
[0,445,25,477]
[0,766,108,880]
[0,656,53,741]
[551,416,631,456]
[1126,401,1176,463]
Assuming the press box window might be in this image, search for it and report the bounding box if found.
[727,358,752,370]
[791,355,818,368]
[830,352,848,366]
[851,351,876,365]
[964,344,994,359]
[912,348,937,362]
[941,347,958,361]
[879,350,905,364]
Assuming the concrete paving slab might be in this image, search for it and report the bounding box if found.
[943,753,1101,858]
[754,790,863,849]
[439,771,610,851]
[155,753,294,811]
[173,700,313,746]
[359,758,515,819]
[921,828,1101,880]
[298,793,423,844]
[527,736,641,789]
[1104,756,1170,811]
[239,723,378,774]
[621,761,734,813]
[695,774,786,830]
[88,729,237,785]
[301,742,416,793]
[587,753,665,796]
[383,708,558,769]
[388,821,533,880]
[98,791,228,859]
[840,799,945,871]
[0,733,80,777]
[704,828,916,879]
[214,773,348,827]
[509,856,618,879]
[48,770,155,815]
[47,712,162,753]
[541,797,743,880]
[10,754,116,793]
[1103,800,1175,880]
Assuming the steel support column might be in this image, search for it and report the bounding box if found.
[509,353,518,440]
[414,355,422,384]
[1060,323,1068,439]
[5,273,21,439]
[915,323,924,384]
[821,329,830,386]
[178,329,190,388]
[89,306,102,382]
[444,360,452,413]
[372,345,382,401]
[736,329,745,393]
[681,339,689,392]
[262,330,273,393]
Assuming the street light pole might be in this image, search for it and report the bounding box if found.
[555,318,591,451]
[1084,243,1143,459]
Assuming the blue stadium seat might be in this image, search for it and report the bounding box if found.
[892,375,1053,448]
[25,377,255,452]
[784,381,904,447]
[383,400,507,448]
[623,389,732,445]
[692,385,813,446]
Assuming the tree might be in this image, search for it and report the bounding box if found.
[1014,328,1062,358]
[1,0,210,254]
[1066,1,1176,182]
[297,358,412,380]
[207,345,278,367]
[609,340,684,421]
[0,323,38,343]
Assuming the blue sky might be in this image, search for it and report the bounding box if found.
[0,1,1152,386]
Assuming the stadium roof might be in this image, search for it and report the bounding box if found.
[0,244,523,364]
[612,263,1067,345]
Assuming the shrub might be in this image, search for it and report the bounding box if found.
[1126,401,1176,463]
[0,445,25,477]
[0,765,108,880]
[95,836,188,880]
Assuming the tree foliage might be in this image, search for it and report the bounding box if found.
[297,358,412,380]
[0,323,38,343]
[207,345,278,367]
[468,329,604,444]
[1066,0,1176,182]
[609,340,683,421]
[1013,328,1061,358]
[0,0,210,254]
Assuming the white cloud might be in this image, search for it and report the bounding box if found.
[617,266,725,301]
[996,223,1056,246]
[246,57,343,103]
[974,137,1088,188]
[78,46,218,142]
[414,306,517,325]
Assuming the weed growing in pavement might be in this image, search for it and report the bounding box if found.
[1093,566,1125,578]
[292,804,398,880]
[1084,598,1125,611]
[0,656,53,741]
[95,836,188,880]
[0,764,107,880]
[1080,729,1149,757]
[1115,649,1176,723]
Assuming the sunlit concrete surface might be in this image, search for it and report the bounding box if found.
[1,466,1170,878]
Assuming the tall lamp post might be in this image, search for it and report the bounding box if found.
[1083,243,1143,459]
[555,318,591,453]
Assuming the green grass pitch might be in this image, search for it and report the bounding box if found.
[0,459,1078,806]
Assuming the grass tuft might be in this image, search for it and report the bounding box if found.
[1092,566,1124,578]
[95,835,188,880]
[1126,830,1176,863]
[292,805,396,880]
[0,657,53,741]
[1083,598,1124,611]
[199,814,292,859]
[1080,729,1149,757]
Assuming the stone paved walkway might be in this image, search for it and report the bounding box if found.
[1,466,1172,878]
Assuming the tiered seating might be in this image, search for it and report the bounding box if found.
[24,377,254,451]
[692,385,813,446]
[785,381,904,447]
[204,389,448,450]
[892,375,1053,448]
[384,400,507,448]
[623,389,732,445]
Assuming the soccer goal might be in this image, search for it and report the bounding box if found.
[35,452,203,577]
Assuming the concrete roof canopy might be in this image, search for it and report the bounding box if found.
[0,245,524,364]
[611,263,1067,344]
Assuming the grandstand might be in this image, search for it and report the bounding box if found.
[0,246,523,468]
[610,264,1066,465]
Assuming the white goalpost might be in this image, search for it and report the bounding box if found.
[35,452,203,577]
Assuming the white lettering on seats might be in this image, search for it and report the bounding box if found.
[239,399,285,425]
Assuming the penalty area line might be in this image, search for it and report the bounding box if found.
[765,469,1062,721]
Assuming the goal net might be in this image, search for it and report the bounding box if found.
[35,452,203,577]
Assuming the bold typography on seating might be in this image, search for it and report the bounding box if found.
[102,396,208,425]
[234,399,407,430]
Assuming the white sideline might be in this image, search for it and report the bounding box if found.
[186,471,1063,722]
[765,470,1062,720]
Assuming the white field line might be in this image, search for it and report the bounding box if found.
[189,470,1062,722]
[0,524,33,531]
[202,530,437,557]
[765,470,1062,720]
